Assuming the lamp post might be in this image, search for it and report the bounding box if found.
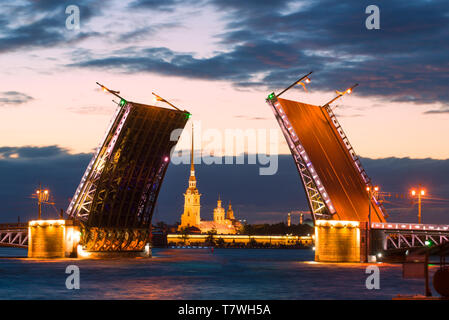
[366,185,379,226]
[365,185,379,260]
[411,185,425,224]
[35,186,50,220]
[322,83,359,108]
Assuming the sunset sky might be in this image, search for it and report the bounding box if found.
[1,0,448,223]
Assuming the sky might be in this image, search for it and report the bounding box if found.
[0,0,449,224]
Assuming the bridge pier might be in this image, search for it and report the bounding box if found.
[314,220,368,263]
[27,220,152,259]
[28,219,80,258]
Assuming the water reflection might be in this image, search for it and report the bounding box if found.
[0,248,433,299]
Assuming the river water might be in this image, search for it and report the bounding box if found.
[0,247,435,299]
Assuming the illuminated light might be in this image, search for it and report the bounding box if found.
[346,88,352,94]
[145,243,151,256]
[102,87,107,92]
[119,99,126,107]
[366,186,370,191]
[77,245,91,258]
[425,240,432,247]
[36,190,40,194]
[421,190,425,196]
[411,190,416,196]
[185,113,192,119]
[377,253,382,258]
[305,77,311,84]
[164,156,169,162]
[374,186,379,192]
[268,93,275,100]
[29,219,65,227]
[315,219,359,228]
[44,190,48,194]
[72,230,81,243]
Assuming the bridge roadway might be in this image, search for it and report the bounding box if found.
[0,223,28,248]
[277,98,385,223]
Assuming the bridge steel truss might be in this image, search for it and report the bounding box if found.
[266,97,334,221]
[66,100,189,251]
[372,222,449,250]
[0,224,28,248]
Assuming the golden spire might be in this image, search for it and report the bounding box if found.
[189,123,196,186]
[190,122,194,175]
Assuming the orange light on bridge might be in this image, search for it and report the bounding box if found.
[410,185,426,224]
[366,185,379,192]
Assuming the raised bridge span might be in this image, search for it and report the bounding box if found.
[266,74,448,259]
[267,95,386,223]
[2,85,191,257]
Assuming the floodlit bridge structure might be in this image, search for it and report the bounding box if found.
[266,72,449,262]
[0,85,191,258]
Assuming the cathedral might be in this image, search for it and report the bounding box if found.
[178,126,241,234]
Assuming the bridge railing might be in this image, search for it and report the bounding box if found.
[0,222,28,230]
[372,222,449,232]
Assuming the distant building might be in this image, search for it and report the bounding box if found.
[178,125,241,234]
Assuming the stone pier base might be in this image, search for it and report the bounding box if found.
[28,219,80,258]
[314,220,366,263]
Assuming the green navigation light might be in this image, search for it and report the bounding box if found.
[268,93,275,100]
[119,99,126,106]
[185,113,192,119]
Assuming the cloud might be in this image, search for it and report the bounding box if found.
[0,145,70,159]
[128,0,188,12]
[67,0,449,107]
[0,1,101,54]
[67,106,116,115]
[423,107,449,114]
[234,115,270,121]
[0,146,448,225]
[0,91,33,106]
[69,41,321,84]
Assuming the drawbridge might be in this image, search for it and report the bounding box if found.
[266,73,386,223]
[266,73,448,257]
[64,85,190,253]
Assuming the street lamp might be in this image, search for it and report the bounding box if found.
[366,185,379,226]
[35,186,50,220]
[411,185,426,224]
[322,83,359,107]
[296,76,312,92]
[365,185,379,261]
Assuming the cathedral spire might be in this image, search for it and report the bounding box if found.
[188,123,196,188]
[190,122,195,176]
